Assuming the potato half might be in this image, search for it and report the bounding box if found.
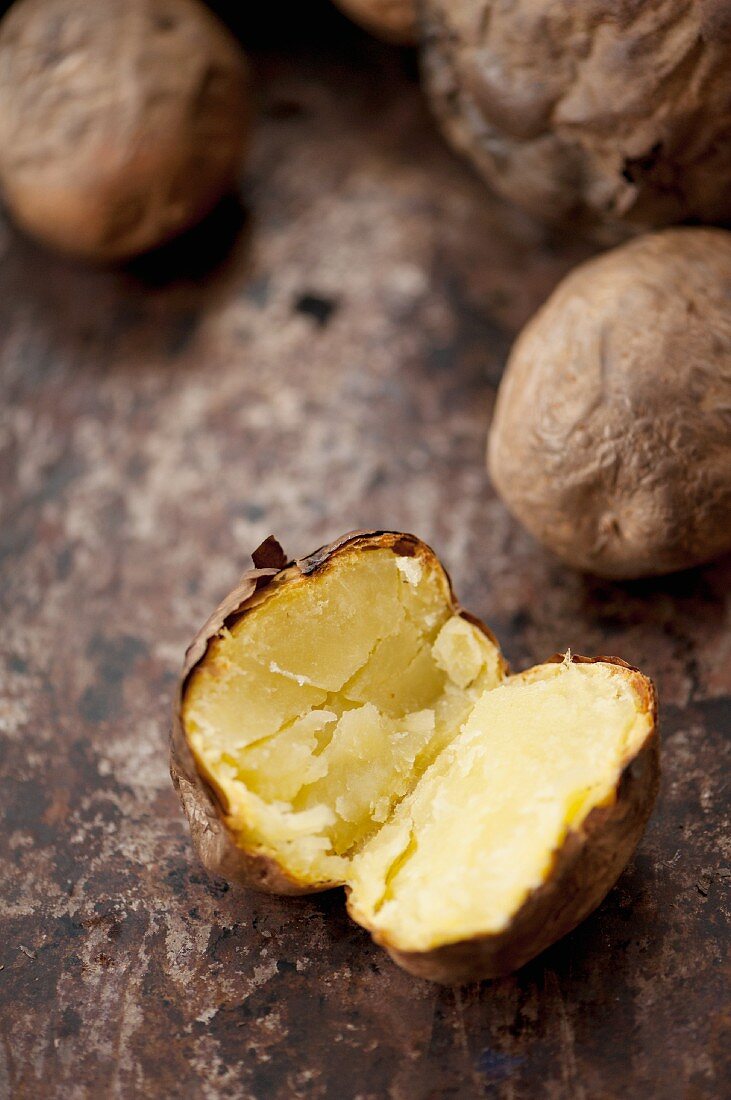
[171,532,659,982]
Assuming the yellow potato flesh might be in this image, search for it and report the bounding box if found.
[348,661,652,951]
[183,547,650,946]
[183,548,502,884]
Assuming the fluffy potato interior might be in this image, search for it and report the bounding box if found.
[183,546,504,886]
[348,660,653,952]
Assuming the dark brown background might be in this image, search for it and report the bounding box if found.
[1,4,729,1097]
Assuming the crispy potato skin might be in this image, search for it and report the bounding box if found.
[0,0,249,261]
[488,228,731,579]
[356,656,659,984]
[421,0,731,236]
[170,530,505,895]
[333,0,416,44]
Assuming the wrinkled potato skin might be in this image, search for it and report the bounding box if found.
[488,228,731,579]
[0,0,249,261]
[333,0,416,43]
[360,657,659,984]
[421,0,731,236]
[170,531,505,896]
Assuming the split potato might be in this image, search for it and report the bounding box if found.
[421,0,731,236]
[332,0,416,44]
[0,0,249,261]
[171,531,659,983]
[488,228,731,579]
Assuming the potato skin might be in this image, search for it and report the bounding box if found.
[170,531,506,895]
[421,0,731,236]
[0,0,249,261]
[488,228,731,579]
[332,0,416,44]
[353,656,659,984]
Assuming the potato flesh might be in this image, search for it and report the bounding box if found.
[184,549,504,883]
[348,661,652,951]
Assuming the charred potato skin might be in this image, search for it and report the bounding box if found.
[333,0,416,44]
[0,0,250,261]
[351,656,659,985]
[420,0,731,237]
[488,228,731,579]
[170,531,507,896]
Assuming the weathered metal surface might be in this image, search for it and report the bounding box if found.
[0,7,728,1098]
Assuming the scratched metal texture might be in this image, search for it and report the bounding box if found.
[0,5,729,1097]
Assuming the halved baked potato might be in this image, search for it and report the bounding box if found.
[171,531,659,982]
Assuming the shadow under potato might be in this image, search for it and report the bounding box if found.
[122,194,251,289]
[198,842,670,995]
[208,0,396,51]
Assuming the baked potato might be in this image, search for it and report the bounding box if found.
[332,0,416,44]
[421,0,731,236]
[488,228,731,579]
[0,0,249,261]
[171,531,659,983]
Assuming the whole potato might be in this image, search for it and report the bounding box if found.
[332,0,416,44]
[488,228,731,579]
[422,0,731,236]
[0,0,250,261]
